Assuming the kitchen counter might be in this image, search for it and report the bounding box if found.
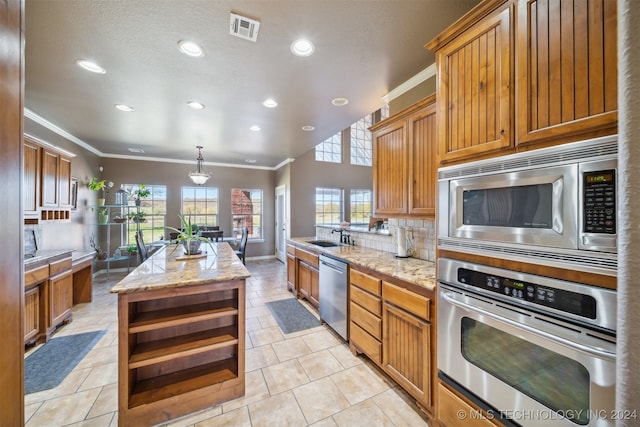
[110,241,250,294]
[24,249,73,267]
[287,237,436,291]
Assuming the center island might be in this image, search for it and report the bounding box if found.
[110,242,250,426]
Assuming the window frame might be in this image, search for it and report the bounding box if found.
[181,186,219,228]
[315,187,344,226]
[231,188,263,240]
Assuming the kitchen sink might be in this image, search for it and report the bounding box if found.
[306,240,340,247]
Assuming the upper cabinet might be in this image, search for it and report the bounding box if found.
[427,0,617,165]
[371,95,437,218]
[515,0,617,146]
[24,135,73,223]
[430,3,512,164]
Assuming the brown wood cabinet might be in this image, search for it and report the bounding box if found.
[349,268,383,364]
[296,247,320,308]
[286,244,297,295]
[23,139,41,218]
[382,281,432,412]
[515,0,617,146]
[24,253,74,346]
[23,136,73,223]
[370,94,438,217]
[117,279,245,426]
[429,2,513,164]
[428,0,618,165]
[438,382,501,427]
[349,266,436,418]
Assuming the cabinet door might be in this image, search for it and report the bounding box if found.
[515,0,617,146]
[438,382,500,427]
[286,252,297,295]
[24,286,40,344]
[383,301,431,410]
[23,140,41,215]
[58,156,72,207]
[41,148,59,207]
[372,120,407,215]
[49,271,73,327]
[408,100,437,216]
[436,6,512,164]
[298,261,312,302]
[309,265,319,308]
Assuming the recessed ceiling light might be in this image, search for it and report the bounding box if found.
[187,101,205,110]
[290,39,314,57]
[331,97,349,107]
[246,159,257,164]
[249,125,261,132]
[302,125,315,131]
[178,40,204,57]
[128,148,145,153]
[115,104,134,112]
[75,59,106,74]
[262,98,278,108]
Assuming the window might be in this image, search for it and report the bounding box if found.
[315,187,343,225]
[350,189,372,225]
[181,186,219,227]
[315,131,342,163]
[231,188,262,239]
[123,184,166,245]
[350,114,373,166]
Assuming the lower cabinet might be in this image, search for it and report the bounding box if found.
[49,270,73,329]
[295,247,320,308]
[438,382,500,427]
[349,267,435,417]
[24,286,40,344]
[286,245,297,295]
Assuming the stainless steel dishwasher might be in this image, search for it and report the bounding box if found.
[319,254,348,341]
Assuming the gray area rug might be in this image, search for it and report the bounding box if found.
[25,330,106,394]
[266,299,321,334]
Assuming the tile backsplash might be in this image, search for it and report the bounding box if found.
[316,218,436,262]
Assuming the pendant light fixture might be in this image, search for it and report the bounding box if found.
[188,145,211,185]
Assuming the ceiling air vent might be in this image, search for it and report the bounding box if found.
[230,13,260,42]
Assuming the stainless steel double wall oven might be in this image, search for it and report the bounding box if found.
[437,136,618,427]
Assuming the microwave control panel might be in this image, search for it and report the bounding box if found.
[583,169,616,234]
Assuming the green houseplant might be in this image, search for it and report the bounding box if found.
[166,213,213,255]
[131,184,151,206]
[88,178,113,205]
[127,211,146,223]
[126,245,138,256]
[97,207,109,224]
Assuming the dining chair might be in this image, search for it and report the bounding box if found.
[135,231,149,262]
[235,227,248,264]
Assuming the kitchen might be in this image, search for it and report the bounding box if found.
[1,0,633,426]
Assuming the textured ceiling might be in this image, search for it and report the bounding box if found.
[25,0,480,168]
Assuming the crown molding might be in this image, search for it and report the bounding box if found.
[382,62,436,103]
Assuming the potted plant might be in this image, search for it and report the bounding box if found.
[87,178,113,205]
[89,234,108,260]
[127,211,146,223]
[131,184,151,206]
[166,213,213,255]
[126,245,138,256]
[98,207,109,224]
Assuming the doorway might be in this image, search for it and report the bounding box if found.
[275,185,286,263]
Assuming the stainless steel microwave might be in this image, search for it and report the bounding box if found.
[438,135,618,275]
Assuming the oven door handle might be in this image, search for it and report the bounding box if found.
[442,292,616,360]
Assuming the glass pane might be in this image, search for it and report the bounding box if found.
[461,318,590,425]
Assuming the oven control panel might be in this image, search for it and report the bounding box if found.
[457,268,596,319]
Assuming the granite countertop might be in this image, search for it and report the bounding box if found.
[287,237,436,292]
[110,242,251,294]
[24,249,74,267]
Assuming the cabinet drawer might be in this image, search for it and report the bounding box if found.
[350,269,381,295]
[382,281,430,320]
[296,248,319,267]
[350,302,381,340]
[49,257,72,276]
[350,285,381,317]
[286,244,296,255]
[350,321,381,364]
[438,383,498,427]
[25,264,49,287]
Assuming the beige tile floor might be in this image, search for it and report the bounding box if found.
[25,258,429,427]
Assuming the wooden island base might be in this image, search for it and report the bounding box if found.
[112,243,248,426]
